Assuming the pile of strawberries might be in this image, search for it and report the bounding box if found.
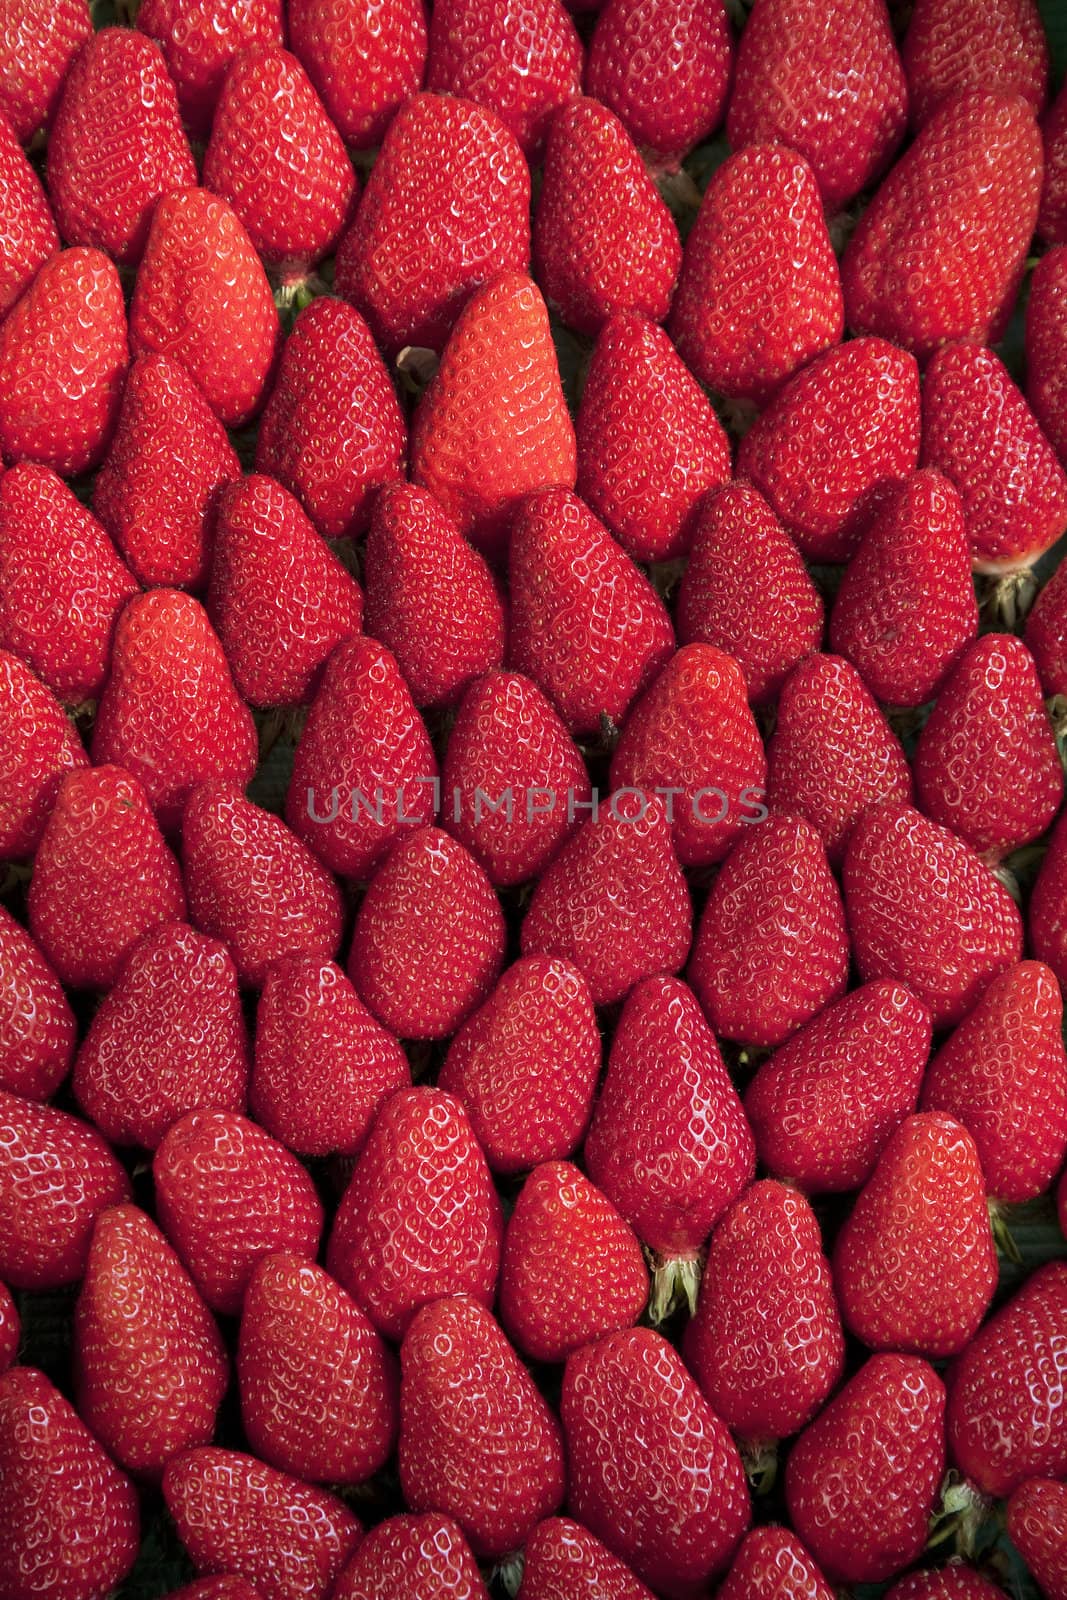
[4,0,1067,1595]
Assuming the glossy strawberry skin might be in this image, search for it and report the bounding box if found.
[0,903,76,1101]
[1026,247,1067,469]
[0,648,87,862]
[165,1581,265,1600]
[0,0,91,142]
[1007,1478,1067,1600]
[1041,82,1067,245]
[903,0,1048,127]
[519,1519,656,1600]
[332,1513,490,1600]
[288,0,427,149]
[0,112,59,320]
[717,1526,836,1600]
[886,1570,1009,1600]
[1026,556,1067,695]
[0,1280,17,1372]
[136,0,284,138]
[1030,807,1067,994]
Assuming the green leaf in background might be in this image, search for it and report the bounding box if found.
[1039,0,1067,90]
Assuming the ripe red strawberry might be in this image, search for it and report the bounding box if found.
[1030,806,1067,992]
[785,1354,946,1585]
[736,336,921,562]
[332,1514,489,1600]
[438,954,600,1173]
[670,144,842,403]
[130,186,279,429]
[508,489,674,735]
[499,1161,649,1363]
[255,296,406,541]
[166,1583,265,1600]
[690,814,850,1048]
[425,0,581,158]
[182,781,344,988]
[399,1296,565,1558]
[914,634,1062,858]
[585,0,732,168]
[842,90,1043,359]
[718,1528,835,1600]
[47,28,196,266]
[0,1365,139,1600]
[830,468,979,708]
[136,0,284,139]
[203,45,358,276]
[947,1262,1067,1495]
[685,1180,844,1443]
[521,793,691,1007]
[1025,557,1067,694]
[0,1279,17,1372]
[563,1326,750,1595]
[363,484,505,711]
[903,0,1048,127]
[519,1518,656,1600]
[726,0,907,214]
[327,1086,502,1337]
[75,1203,229,1478]
[886,1569,1009,1600]
[154,1109,323,1316]
[93,353,241,593]
[28,764,186,990]
[844,803,1023,1028]
[0,246,127,477]
[534,97,681,338]
[1007,1478,1067,1600]
[766,654,913,862]
[0,903,75,1101]
[0,1090,131,1288]
[410,273,577,558]
[921,341,1067,573]
[0,112,58,320]
[1026,246,1067,469]
[0,648,86,860]
[288,0,426,149]
[238,1253,397,1485]
[609,643,767,868]
[164,1446,362,1600]
[334,92,531,356]
[1041,83,1067,244]
[0,0,91,142]
[72,921,248,1150]
[744,979,931,1193]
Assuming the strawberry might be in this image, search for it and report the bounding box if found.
[284,635,437,881]
[425,0,582,158]
[521,792,691,1007]
[785,1353,946,1585]
[238,1252,397,1484]
[1041,82,1067,244]
[947,1262,1067,1495]
[47,28,196,267]
[833,1112,997,1357]
[508,489,674,735]
[334,93,531,357]
[437,954,600,1172]
[584,0,733,168]
[71,921,248,1150]
[921,341,1067,573]
[0,112,58,320]
[327,1086,502,1337]
[0,0,91,142]
[609,643,767,867]
[675,485,824,703]
[74,1203,228,1478]
[203,45,358,276]
[130,186,279,429]
[829,468,979,708]
[670,143,842,403]
[288,0,427,149]
[136,0,284,139]
[28,764,186,991]
[903,0,1048,127]
[0,1365,139,1600]
[689,814,850,1049]
[167,1583,265,1600]
[0,1279,17,1372]
[250,959,409,1159]
[844,803,1023,1028]
[332,1514,489,1600]
[736,336,921,563]
[0,246,127,477]
[499,1160,649,1363]
[717,1527,835,1600]
[182,781,344,989]
[575,312,731,565]
[842,90,1043,359]
[163,1446,362,1600]
[255,296,406,541]
[914,633,1062,858]
[726,0,907,214]
[208,475,364,708]
[684,1180,844,1443]
[399,1297,565,1559]
[154,1108,323,1316]
[0,1090,131,1288]
[744,979,932,1193]
[93,352,242,592]
[0,903,76,1101]
[410,273,577,558]
[766,654,913,862]
[364,484,505,711]
[0,648,87,860]
[347,826,505,1038]
[533,97,681,338]
[562,1326,750,1595]
[1007,1478,1067,1600]
[1026,247,1067,469]
[887,1570,1010,1600]
[519,1518,656,1600]
[1025,556,1067,695]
